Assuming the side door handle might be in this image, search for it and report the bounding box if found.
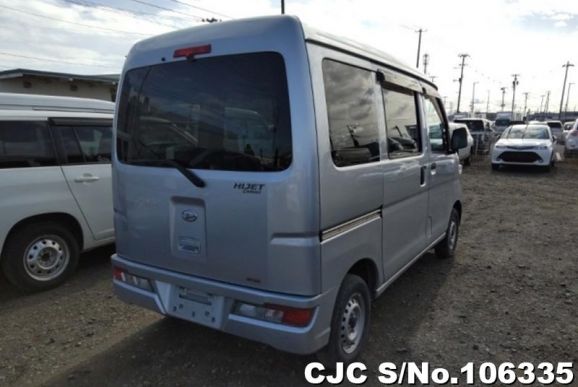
[420,165,427,186]
[74,174,100,183]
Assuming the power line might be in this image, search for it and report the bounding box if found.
[165,0,232,19]
[0,4,149,36]
[63,0,183,30]
[0,51,117,69]
[127,0,205,21]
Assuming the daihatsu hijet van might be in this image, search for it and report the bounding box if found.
[112,15,468,363]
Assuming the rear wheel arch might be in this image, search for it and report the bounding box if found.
[1,213,84,259]
[346,258,379,299]
[453,201,462,220]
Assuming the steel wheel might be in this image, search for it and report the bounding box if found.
[339,292,366,354]
[23,235,70,282]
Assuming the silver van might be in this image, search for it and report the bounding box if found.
[112,16,468,363]
[0,93,114,292]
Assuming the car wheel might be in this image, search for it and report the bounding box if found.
[317,274,371,366]
[1,222,79,292]
[435,208,460,259]
[464,154,471,166]
[491,163,500,171]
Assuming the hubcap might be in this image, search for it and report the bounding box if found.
[23,235,69,282]
[340,293,366,354]
[448,220,458,251]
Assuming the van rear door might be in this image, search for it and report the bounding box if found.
[114,51,319,295]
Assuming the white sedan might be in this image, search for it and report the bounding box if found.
[491,124,556,171]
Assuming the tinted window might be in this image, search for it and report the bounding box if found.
[117,52,292,172]
[382,87,420,157]
[59,126,112,164]
[323,60,380,167]
[0,121,56,168]
[424,97,447,152]
[455,119,484,131]
[494,119,510,127]
[547,122,562,129]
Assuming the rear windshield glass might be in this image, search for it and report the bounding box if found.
[117,52,292,172]
[547,122,562,129]
[495,119,510,126]
[455,119,484,131]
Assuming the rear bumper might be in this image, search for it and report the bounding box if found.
[111,254,336,355]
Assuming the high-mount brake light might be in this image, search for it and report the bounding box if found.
[173,44,212,59]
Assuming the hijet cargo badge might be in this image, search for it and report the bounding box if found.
[233,183,265,194]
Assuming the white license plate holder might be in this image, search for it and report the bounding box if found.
[169,286,224,328]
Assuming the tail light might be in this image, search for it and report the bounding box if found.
[233,302,314,327]
[113,266,153,291]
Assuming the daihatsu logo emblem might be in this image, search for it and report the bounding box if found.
[181,210,198,223]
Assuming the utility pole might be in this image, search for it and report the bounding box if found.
[281,0,285,14]
[522,92,529,118]
[430,75,437,83]
[511,74,519,115]
[470,81,478,115]
[423,53,429,74]
[544,90,551,118]
[565,82,574,116]
[456,53,469,113]
[538,95,545,119]
[443,96,448,108]
[559,61,574,120]
[415,29,426,68]
[500,87,507,111]
[486,89,490,113]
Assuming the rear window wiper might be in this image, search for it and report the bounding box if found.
[131,159,206,188]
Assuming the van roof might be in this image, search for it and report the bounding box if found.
[0,109,113,121]
[127,15,435,90]
[0,92,115,113]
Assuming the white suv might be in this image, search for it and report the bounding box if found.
[0,94,114,292]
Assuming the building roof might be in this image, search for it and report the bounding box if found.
[0,68,119,84]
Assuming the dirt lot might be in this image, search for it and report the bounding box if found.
[1,158,577,387]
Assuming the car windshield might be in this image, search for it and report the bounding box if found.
[495,118,510,126]
[116,52,292,172]
[454,119,484,131]
[503,126,549,139]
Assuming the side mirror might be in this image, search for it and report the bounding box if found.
[451,127,468,152]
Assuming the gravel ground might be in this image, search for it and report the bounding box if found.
[0,157,577,387]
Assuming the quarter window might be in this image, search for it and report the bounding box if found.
[382,87,420,158]
[0,121,57,168]
[323,60,380,167]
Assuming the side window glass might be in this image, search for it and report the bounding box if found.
[0,121,56,168]
[323,59,380,167]
[424,98,447,153]
[59,127,85,164]
[382,87,420,158]
[76,126,112,163]
[59,126,112,164]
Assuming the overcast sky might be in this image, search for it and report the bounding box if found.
[0,0,577,114]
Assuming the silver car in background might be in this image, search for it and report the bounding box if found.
[111,15,468,363]
[0,93,114,292]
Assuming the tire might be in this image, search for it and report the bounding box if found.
[491,163,500,171]
[464,155,471,166]
[317,274,371,366]
[1,222,79,292]
[435,208,460,259]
